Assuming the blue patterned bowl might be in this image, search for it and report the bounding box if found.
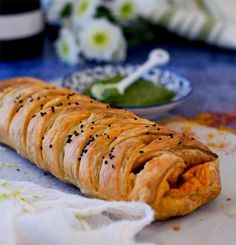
[62,65,192,119]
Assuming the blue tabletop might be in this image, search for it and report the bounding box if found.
[1,40,236,122]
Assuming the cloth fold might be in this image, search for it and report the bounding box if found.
[138,0,236,50]
[0,180,154,245]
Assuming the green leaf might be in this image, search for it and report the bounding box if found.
[95,6,117,24]
[60,3,72,18]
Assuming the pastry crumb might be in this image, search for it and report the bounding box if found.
[226,197,232,202]
[173,225,181,231]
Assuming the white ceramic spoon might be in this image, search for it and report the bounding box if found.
[91,49,170,101]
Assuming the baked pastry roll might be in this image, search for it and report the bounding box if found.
[0,77,221,220]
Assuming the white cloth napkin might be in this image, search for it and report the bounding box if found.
[0,180,154,245]
[138,0,236,50]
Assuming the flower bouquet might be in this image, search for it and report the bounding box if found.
[46,0,156,64]
[46,0,236,64]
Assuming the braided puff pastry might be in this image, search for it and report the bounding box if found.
[0,77,221,220]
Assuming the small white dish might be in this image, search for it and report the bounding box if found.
[62,65,193,119]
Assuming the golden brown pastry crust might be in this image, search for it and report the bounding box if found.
[0,77,221,220]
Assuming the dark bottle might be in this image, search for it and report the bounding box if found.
[0,0,44,61]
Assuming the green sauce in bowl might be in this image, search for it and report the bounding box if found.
[84,75,175,107]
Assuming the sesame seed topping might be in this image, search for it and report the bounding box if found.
[112,165,115,169]
[75,102,79,105]
[32,115,36,118]
[49,144,53,148]
[67,138,72,144]
[157,128,160,131]
[139,150,144,153]
[152,124,157,126]
[169,134,174,138]
[104,160,108,164]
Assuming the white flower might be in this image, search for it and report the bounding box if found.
[134,0,157,19]
[79,18,127,62]
[135,0,169,21]
[111,0,138,20]
[47,0,73,24]
[71,0,99,29]
[55,27,80,64]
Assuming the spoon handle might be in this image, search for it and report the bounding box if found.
[118,49,170,93]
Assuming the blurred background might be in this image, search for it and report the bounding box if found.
[0,0,236,127]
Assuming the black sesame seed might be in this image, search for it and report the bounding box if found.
[16,168,20,172]
[49,144,53,148]
[178,142,182,145]
[145,126,149,128]
[139,150,144,153]
[169,134,174,138]
[146,132,150,135]
[108,125,111,127]
[81,130,84,133]
[80,124,84,128]
[107,135,110,139]
[106,105,110,108]
[51,106,55,112]
[78,157,81,161]
[159,138,162,140]
[152,124,157,126]
[67,138,72,144]
[90,100,93,103]
[37,96,40,100]
[19,100,23,103]
[104,160,108,164]
[68,102,71,105]
[157,128,160,131]
[40,146,42,150]
[112,165,115,169]
[75,102,79,105]
[84,149,88,153]
[191,137,195,140]
[32,115,36,118]
[134,117,138,120]
[91,121,94,124]
[91,127,94,129]
[42,136,44,140]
